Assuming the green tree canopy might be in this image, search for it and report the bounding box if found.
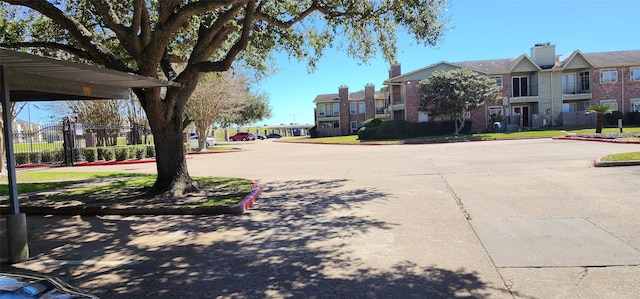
[419,68,503,135]
[0,0,449,196]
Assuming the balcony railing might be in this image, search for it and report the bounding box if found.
[511,84,538,97]
[318,112,339,118]
[562,82,591,95]
[375,108,385,114]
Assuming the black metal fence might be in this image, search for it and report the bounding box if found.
[12,119,147,166]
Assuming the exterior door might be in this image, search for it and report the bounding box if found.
[513,106,530,127]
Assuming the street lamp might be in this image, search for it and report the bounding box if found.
[290,114,296,124]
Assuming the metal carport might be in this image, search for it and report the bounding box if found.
[0,47,178,263]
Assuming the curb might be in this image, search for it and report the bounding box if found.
[554,136,640,144]
[0,181,261,216]
[593,157,640,168]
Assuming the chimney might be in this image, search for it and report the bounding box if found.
[531,43,555,68]
[339,85,350,135]
[389,64,401,78]
[365,84,375,118]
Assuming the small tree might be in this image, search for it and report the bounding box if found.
[419,69,503,135]
[586,104,613,134]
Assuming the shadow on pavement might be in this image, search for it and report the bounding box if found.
[3,179,509,298]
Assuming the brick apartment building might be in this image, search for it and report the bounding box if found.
[314,44,640,136]
[313,84,388,137]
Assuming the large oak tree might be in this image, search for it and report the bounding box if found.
[0,0,449,196]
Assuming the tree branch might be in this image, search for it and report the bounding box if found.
[4,0,130,71]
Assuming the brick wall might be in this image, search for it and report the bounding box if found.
[365,84,375,119]
[405,80,421,122]
[339,86,350,135]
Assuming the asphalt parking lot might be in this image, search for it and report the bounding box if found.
[3,138,640,298]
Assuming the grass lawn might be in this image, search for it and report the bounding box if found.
[0,171,253,207]
[566,127,640,134]
[600,152,640,161]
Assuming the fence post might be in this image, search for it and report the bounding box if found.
[62,117,75,166]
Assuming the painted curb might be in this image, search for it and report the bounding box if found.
[554,136,640,144]
[593,156,640,167]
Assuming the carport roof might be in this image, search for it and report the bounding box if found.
[0,47,179,100]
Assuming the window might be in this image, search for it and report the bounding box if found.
[332,103,339,116]
[318,105,326,117]
[488,106,504,119]
[631,68,640,81]
[350,102,357,115]
[490,76,503,88]
[600,100,618,111]
[512,76,528,97]
[562,73,576,94]
[600,69,617,83]
[358,102,365,114]
[631,99,640,112]
[579,71,590,92]
[375,99,385,114]
[350,121,358,133]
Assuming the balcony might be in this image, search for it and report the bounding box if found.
[562,82,591,101]
[510,84,539,103]
[317,112,339,120]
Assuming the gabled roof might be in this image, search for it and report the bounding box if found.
[583,50,640,68]
[557,50,593,70]
[508,54,542,72]
[385,48,640,84]
[313,93,341,103]
[384,61,461,84]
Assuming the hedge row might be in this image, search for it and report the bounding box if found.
[358,119,472,140]
[14,145,155,165]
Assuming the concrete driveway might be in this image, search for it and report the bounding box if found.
[4,138,640,298]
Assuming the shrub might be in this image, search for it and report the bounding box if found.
[145,145,155,158]
[15,153,29,165]
[127,146,137,159]
[135,146,146,159]
[433,120,473,135]
[358,126,377,140]
[362,118,383,128]
[101,147,115,161]
[604,111,623,125]
[28,152,42,165]
[41,150,61,163]
[372,120,418,140]
[114,147,129,161]
[625,112,640,125]
[73,148,85,162]
[83,148,98,162]
[309,125,318,138]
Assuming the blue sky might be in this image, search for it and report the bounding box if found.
[17,0,640,126]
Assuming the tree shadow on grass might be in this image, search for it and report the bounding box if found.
[3,178,513,298]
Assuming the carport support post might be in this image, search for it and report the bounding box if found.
[1,65,29,262]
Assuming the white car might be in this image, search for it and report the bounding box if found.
[189,135,215,148]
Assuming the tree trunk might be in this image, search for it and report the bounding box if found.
[595,112,604,134]
[454,116,465,136]
[143,90,200,196]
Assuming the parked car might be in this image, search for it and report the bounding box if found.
[253,133,266,140]
[229,132,254,141]
[189,135,215,148]
[266,133,282,139]
[0,272,98,298]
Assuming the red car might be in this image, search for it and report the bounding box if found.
[229,132,255,141]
